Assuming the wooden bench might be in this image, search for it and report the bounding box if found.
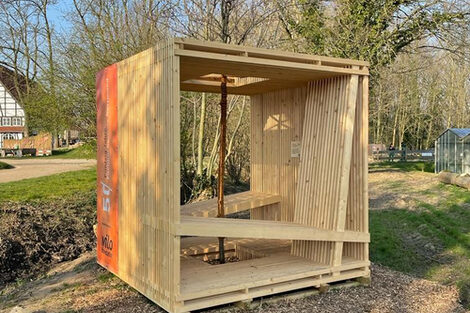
[180,191,281,217]
[177,216,370,243]
[181,237,291,261]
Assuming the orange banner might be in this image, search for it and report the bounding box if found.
[96,64,119,273]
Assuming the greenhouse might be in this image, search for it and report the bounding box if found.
[435,128,470,174]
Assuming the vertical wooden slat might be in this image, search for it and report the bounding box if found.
[250,94,263,194]
[362,75,370,262]
[343,74,369,263]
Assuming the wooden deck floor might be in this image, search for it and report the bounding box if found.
[178,237,369,312]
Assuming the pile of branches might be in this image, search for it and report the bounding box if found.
[0,193,96,286]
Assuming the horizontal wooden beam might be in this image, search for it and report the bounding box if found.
[174,37,370,68]
[176,216,370,243]
[180,79,306,95]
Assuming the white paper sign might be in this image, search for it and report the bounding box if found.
[291,141,301,158]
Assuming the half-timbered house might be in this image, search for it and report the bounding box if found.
[0,66,26,147]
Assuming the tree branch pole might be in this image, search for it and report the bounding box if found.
[218,75,228,264]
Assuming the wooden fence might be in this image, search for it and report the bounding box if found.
[3,133,52,156]
[370,149,434,162]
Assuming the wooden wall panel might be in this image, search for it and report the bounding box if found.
[250,87,307,222]
[290,76,356,265]
[343,76,369,261]
[250,75,367,268]
[117,39,180,312]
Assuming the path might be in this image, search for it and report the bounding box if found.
[0,158,96,183]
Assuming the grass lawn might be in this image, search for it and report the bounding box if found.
[0,161,13,170]
[49,141,96,159]
[0,167,96,202]
[370,161,470,305]
[369,160,434,172]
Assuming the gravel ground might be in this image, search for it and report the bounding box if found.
[71,263,469,313]
[0,158,95,183]
[225,264,466,313]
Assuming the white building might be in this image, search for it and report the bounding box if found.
[0,66,26,148]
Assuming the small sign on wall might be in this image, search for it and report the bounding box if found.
[291,141,301,158]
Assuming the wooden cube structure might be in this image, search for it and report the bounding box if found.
[96,38,370,313]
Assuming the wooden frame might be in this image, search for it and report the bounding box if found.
[96,37,369,313]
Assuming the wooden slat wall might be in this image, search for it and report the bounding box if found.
[343,75,369,261]
[250,87,307,222]
[117,39,180,312]
[250,75,368,267]
[290,76,355,265]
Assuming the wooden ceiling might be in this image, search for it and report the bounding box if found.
[174,38,369,95]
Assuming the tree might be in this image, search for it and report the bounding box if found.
[283,0,466,72]
[0,0,67,146]
[281,0,470,149]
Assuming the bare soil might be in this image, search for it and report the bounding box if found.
[369,168,445,210]
[0,196,96,286]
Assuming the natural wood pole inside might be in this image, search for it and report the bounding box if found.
[218,75,228,263]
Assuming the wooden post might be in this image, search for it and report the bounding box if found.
[218,75,228,263]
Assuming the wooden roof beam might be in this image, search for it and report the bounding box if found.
[174,37,370,68]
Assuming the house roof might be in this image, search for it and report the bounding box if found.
[448,128,470,138]
[437,128,470,140]
[0,65,28,102]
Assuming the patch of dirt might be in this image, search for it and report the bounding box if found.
[0,194,96,286]
[207,256,240,265]
[0,251,164,313]
[401,224,451,266]
[369,170,447,210]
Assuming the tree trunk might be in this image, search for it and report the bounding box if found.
[196,93,207,175]
[217,76,228,264]
[226,96,246,161]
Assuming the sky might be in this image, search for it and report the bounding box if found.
[47,0,73,33]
